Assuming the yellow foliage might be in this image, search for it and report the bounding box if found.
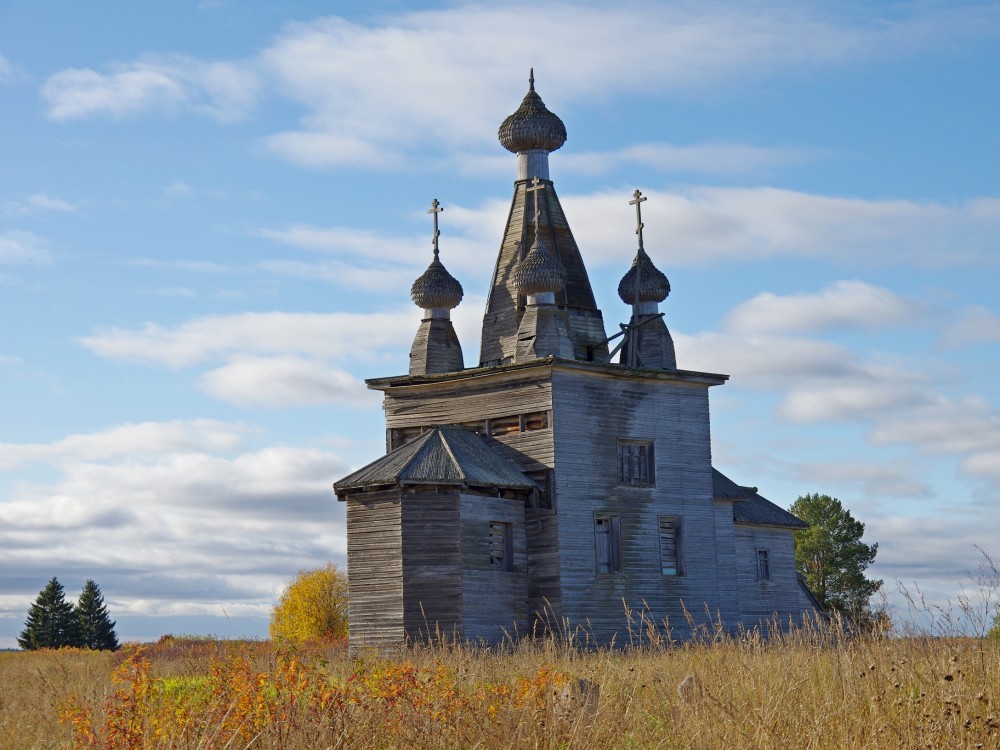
[269,563,348,643]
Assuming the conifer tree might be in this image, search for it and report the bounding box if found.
[17,577,81,650]
[75,579,119,651]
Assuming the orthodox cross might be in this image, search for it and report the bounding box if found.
[626,189,648,368]
[427,198,443,259]
[630,188,647,255]
[526,176,546,246]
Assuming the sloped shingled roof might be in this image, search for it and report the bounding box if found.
[334,426,535,497]
[713,467,807,529]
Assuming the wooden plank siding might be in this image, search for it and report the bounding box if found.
[459,493,529,643]
[346,494,404,650]
[401,491,462,642]
[550,368,722,643]
[733,524,805,629]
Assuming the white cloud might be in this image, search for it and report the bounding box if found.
[199,355,375,407]
[254,4,995,167]
[0,422,351,624]
[79,310,416,368]
[3,193,76,217]
[724,280,927,335]
[0,419,251,471]
[0,231,53,265]
[941,305,1000,348]
[559,142,823,177]
[560,188,1000,269]
[41,56,259,123]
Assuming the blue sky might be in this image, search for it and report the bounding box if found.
[1,0,999,646]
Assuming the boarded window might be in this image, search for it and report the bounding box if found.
[659,516,682,576]
[490,415,521,436]
[595,515,621,574]
[756,548,770,581]
[490,522,512,571]
[618,439,654,485]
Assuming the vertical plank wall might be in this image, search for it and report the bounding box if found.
[346,493,404,650]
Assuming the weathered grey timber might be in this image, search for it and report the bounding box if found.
[333,73,820,652]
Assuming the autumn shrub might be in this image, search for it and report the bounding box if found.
[269,563,348,643]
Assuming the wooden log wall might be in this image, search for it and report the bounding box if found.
[733,524,804,628]
[346,493,404,651]
[401,490,463,642]
[459,493,529,643]
[550,369,721,643]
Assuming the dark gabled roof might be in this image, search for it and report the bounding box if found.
[714,467,807,529]
[334,426,535,496]
[711,468,755,501]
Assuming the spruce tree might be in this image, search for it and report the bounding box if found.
[75,579,119,651]
[17,577,81,650]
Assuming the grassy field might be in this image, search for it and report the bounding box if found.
[2,623,998,749]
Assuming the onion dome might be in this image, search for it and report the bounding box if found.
[411,256,463,310]
[618,252,670,305]
[512,236,566,296]
[498,70,567,154]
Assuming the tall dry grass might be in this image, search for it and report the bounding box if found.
[1,623,998,749]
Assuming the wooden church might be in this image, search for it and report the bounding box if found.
[334,73,819,649]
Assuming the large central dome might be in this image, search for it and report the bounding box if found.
[498,71,567,154]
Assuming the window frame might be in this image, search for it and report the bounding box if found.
[594,514,622,575]
[489,521,513,572]
[756,547,771,581]
[617,438,655,486]
[658,516,683,577]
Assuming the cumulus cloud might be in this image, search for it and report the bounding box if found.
[200,355,375,408]
[0,230,53,265]
[0,420,351,632]
[41,55,259,123]
[254,4,995,167]
[559,188,1000,269]
[3,193,76,217]
[79,310,415,368]
[724,280,928,334]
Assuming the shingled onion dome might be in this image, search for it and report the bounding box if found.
[512,236,566,298]
[617,251,670,306]
[617,189,677,370]
[408,199,465,375]
[411,255,463,311]
[498,70,567,154]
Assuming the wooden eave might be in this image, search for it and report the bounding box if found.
[365,355,729,394]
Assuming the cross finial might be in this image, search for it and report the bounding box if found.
[427,198,443,258]
[629,188,647,254]
[526,176,545,244]
[529,68,535,91]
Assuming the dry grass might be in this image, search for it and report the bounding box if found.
[2,625,999,749]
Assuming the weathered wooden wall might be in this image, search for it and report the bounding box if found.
[383,372,561,629]
[733,524,804,627]
[459,493,529,643]
[550,368,721,643]
[346,493,404,650]
[401,490,462,642]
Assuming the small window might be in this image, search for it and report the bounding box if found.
[618,439,654,485]
[659,516,682,576]
[595,515,621,574]
[756,549,771,581]
[490,521,512,571]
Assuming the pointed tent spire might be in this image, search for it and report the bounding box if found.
[511,178,566,298]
